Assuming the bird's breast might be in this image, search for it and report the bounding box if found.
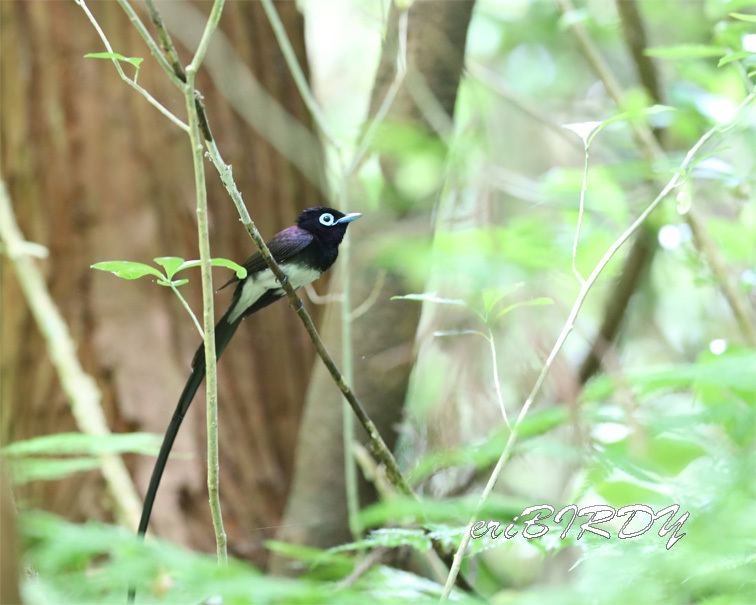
[228,263,322,323]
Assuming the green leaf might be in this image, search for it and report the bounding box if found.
[391,292,468,306]
[2,432,162,458]
[718,51,756,67]
[595,480,668,508]
[90,261,164,280]
[434,329,487,338]
[154,256,186,279]
[566,106,674,148]
[730,12,756,23]
[84,52,143,70]
[482,282,523,316]
[496,297,554,319]
[644,44,728,59]
[327,528,432,555]
[84,51,128,61]
[177,258,248,279]
[7,457,102,484]
[589,106,675,147]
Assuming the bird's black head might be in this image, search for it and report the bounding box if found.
[296,206,361,246]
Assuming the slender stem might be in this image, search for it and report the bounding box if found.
[338,179,362,539]
[185,66,227,561]
[345,11,408,178]
[0,179,143,530]
[76,0,189,132]
[440,89,756,601]
[572,146,589,284]
[180,0,228,564]
[142,0,187,82]
[187,0,225,75]
[341,253,361,540]
[116,0,185,88]
[346,71,405,177]
[169,283,204,338]
[486,328,510,429]
[260,0,340,151]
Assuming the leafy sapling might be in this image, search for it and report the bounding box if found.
[91,256,247,336]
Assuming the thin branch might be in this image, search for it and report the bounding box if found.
[440,90,756,600]
[143,0,187,82]
[0,178,143,530]
[303,282,343,305]
[572,145,589,284]
[350,269,387,321]
[117,0,185,88]
[260,0,341,151]
[346,69,406,177]
[345,10,408,178]
[187,0,224,75]
[468,62,583,149]
[169,283,204,338]
[75,0,189,132]
[487,328,510,428]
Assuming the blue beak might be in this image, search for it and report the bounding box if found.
[336,213,362,224]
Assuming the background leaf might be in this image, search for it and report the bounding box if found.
[90,261,164,280]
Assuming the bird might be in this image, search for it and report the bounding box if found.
[136,206,361,543]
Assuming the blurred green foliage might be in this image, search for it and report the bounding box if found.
[10,0,756,603]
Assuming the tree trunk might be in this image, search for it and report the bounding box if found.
[0,0,325,567]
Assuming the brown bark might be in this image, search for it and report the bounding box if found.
[272,0,475,568]
[0,0,325,567]
[0,465,21,605]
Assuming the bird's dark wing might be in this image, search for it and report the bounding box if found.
[218,225,314,291]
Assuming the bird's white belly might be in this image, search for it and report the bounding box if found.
[228,264,321,323]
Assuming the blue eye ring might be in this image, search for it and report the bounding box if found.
[319,213,335,226]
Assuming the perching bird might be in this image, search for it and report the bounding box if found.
[137,207,361,541]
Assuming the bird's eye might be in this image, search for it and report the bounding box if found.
[319,213,335,226]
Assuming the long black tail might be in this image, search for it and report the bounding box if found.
[130,287,286,601]
[136,312,242,541]
[129,312,241,602]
